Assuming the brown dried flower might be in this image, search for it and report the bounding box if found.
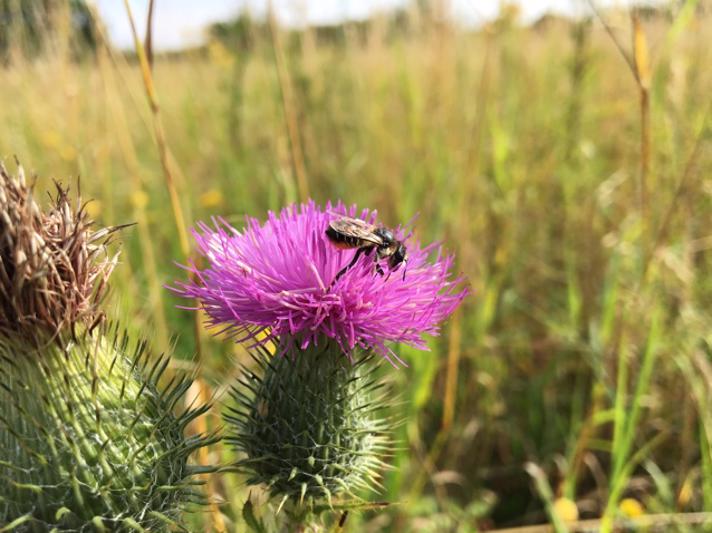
[0,162,121,344]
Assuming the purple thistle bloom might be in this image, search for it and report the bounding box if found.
[172,201,466,366]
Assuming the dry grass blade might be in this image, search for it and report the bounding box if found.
[631,14,651,89]
[588,3,653,224]
[122,2,222,530]
[268,2,309,202]
[144,0,155,71]
[632,11,651,223]
[586,0,636,77]
[121,0,191,258]
[442,308,462,431]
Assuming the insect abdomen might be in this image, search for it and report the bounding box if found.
[326,227,362,248]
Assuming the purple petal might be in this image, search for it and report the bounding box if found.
[170,201,468,365]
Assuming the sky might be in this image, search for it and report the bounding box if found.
[94,0,657,51]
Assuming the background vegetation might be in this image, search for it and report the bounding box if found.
[0,1,711,531]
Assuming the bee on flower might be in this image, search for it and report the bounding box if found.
[172,200,466,517]
[172,201,466,366]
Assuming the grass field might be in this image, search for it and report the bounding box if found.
[1,1,711,531]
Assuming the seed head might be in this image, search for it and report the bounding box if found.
[0,163,120,345]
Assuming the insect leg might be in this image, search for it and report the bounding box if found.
[333,246,370,284]
[373,246,389,277]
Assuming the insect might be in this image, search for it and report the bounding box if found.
[325,216,408,283]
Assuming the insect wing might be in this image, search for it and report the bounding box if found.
[329,217,384,246]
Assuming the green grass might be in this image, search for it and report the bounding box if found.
[1,1,712,531]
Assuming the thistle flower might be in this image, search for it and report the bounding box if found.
[173,201,465,518]
[172,201,466,366]
[0,163,215,531]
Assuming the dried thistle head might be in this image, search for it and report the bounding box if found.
[0,162,119,344]
[0,164,215,531]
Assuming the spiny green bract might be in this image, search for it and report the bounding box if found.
[0,326,216,532]
[224,342,393,508]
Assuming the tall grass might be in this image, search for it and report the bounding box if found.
[0,1,711,531]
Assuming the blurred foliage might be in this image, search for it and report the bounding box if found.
[0,0,711,531]
[0,0,96,60]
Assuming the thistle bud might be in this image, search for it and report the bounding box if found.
[0,163,214,531]
[174,202,466,524]
[225,342,391,507]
